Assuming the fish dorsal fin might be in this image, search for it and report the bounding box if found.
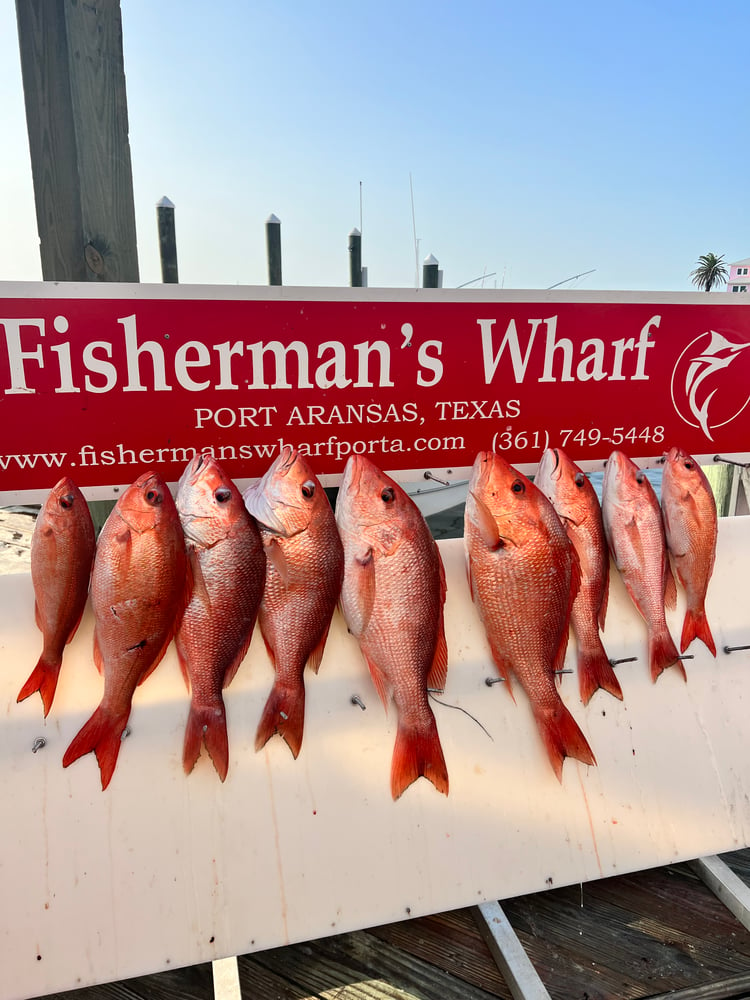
[174,636,192,691]
[93,631,104,676]
[598,556,610,631]
[428,549,448,693]
[472,494,502,551]
[305,621,331,675]
[428,622,448,694]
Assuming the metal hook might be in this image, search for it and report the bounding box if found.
[350,695,366,710]
[555,669,574,676]
[609,656,638,666]
[31,737,46,753]
[485,676,505,687]
[714,455,750,469]
[120,727,131,741]
[724,644,750,654]
[423,471,451,486]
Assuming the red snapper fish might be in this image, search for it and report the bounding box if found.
[336,455,449,799]
[535,448,622,706]
[18,477,96,716]
[660,447,718,656]
[175,454,265,781]
[601,450,683,682]
[465,451,596,781]
[243,446,343,759]
[62,472,188,789]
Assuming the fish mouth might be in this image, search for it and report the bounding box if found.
[243,446,301,535]
[536,447,561,484]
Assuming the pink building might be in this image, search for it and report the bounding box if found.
[727,257,750,293]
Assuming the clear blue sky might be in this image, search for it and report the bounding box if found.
[1,1,747,291]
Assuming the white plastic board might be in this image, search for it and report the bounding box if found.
[2,519,750,999]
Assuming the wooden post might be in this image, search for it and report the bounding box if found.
[266,214,282,286]
[15,0,139,282]
[348,228,362,287]
[422,253,439,288]
[156,197,178,283]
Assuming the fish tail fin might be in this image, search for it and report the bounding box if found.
[255,679,305,759]
[535,702,597,783]
[577,646,623,706]
[17,656,61,717]
[649,628,685,682]
[62,705,128,790]
[183,701,229,781]
[681,607,717,658]
[391,715,449,800]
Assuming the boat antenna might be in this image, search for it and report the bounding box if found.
[547,268,596,290]
[410,172,419,288]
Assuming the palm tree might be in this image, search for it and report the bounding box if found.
[690,253,729,292]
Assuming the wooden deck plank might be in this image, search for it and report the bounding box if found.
[501,862,750,1000]
[249,927,505,1000]
[369,908,512,997]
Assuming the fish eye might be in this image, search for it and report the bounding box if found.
[381,486,396,503]
[635,471,645,485]
[684,460,694,470]
[510,479,525,494]
[60,493,75,509]
[301,480,316,499]
[215,487,232,504]
[574,472,586,488]
[145,488,162,506]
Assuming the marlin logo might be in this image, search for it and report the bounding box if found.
[683,332,750,440]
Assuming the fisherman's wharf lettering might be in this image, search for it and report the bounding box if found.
[0,287,747,497]
[0,311,661,395]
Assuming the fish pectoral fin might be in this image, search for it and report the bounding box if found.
[353,551,377,633]
[265,536,290,588]
[471,494,504,551]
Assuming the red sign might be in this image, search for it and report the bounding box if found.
[1,283,748,500]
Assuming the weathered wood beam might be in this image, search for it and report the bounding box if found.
[474,901,552,1000]
[15,0,138,281]
[692,855,750,933]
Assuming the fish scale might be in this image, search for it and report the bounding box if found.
[336,454,449,800]
[465,450,596,782]
[535,447,622,706]
[243,446,343,760]
[660,446,717,657]
[175,454,265,781]
[62,471,189,790]
[602,449,682,682]
[17,476,96,717]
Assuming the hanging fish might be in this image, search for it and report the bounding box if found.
[336,455,449,799]
[63,472,189,789]
[601,450,683,682]
[660,447,718,656]
[465,451,596,781]
[18,477,96,716]
[175,454,265,781]
[536,448,622,705]
[243,446,343,759]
